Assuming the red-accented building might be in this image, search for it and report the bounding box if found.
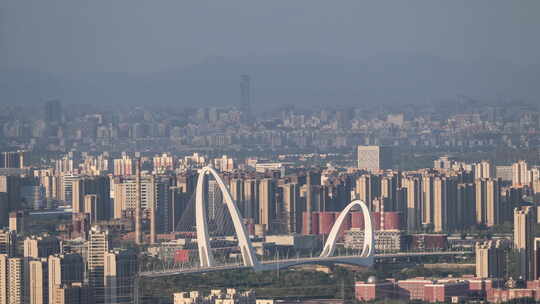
[351,211,364,229]
[318,212,336,235]
[382,211,401,230]
[356,277,487,303]
[423,281,469,303]
[174,249,190,263]
[488,288,536,303]
[396,278,433,300]
[355,277,395,301]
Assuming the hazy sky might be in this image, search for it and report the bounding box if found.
[1,0,539,75]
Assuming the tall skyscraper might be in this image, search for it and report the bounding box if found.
[475,240,507,278]
[88,226,110,304]
[240,74,251,123]
[357,146,393,171]
[104,250,137,304]
[514,206,536,280]
[44,100,62,124]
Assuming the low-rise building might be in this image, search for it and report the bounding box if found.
[173,289,255,304]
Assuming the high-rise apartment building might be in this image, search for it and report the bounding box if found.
[112,176,155,218]
[242,179,259,223]
[52,283,94,304]
[402,176,422,232]
[456,183,475,230]
[0,256,25,304]
[28,258,48,304]
[381,175,398,211]
[0,230,16,256]
[24,235,61,258]
[355,174,381,209]
[0,193,8,228]
[475,240,507,278]
[104,250,137,304]
[258,179,276,232]
[0,152,25,169]
[533,238,540,280]
[48,254,85,304]
[0,176,22,221]
[357,146,393,171]
[512,160,529,187]
[113,155,133,177]
[474,161,495,179]
[279,183,302,234]
[72,176,111,221]
[421,175,434,228]
[8,211,24,234]
[475,178,501,227]
[433,177,448,232]
[88,226,109,304]
[514,206,536,280]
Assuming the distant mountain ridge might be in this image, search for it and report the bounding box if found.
[1,53,538,108]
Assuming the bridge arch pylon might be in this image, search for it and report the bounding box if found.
[319,200,374,259]
[195,166,260,269]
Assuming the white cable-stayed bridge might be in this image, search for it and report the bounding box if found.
[140,166,471,278]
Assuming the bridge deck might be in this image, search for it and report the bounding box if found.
[139,251,471,278]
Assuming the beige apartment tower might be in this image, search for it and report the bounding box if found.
[0,256,25,304]
[512,160,529,187]
[475,178,501,227]
[475,240,507,278]
[514,206,537,280]
[258,178,276,232]
[28,258,48,304]
[402,176,422,232]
